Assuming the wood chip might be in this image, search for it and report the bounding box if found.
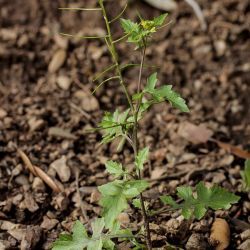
[50,156,71,183]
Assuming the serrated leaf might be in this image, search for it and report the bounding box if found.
[123,180,149,198]
[135,147,149,171]
[105,160,124,178]
[162,182,240,220]
[155,85,189,112]
[91,218,105,238]
[120,18,139,34]
[153,13,168,26]
[52,221,89,250]
[145,72,157,92]
[196,182,240,210]
[160,195,178,208]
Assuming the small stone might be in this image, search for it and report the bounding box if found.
[74,90,99,112]
[238,239,250,250]
[241,229,250,241]
[0,108,7,119]
[28,117,44,132]
[40,216,59,230]
[90,190,101,204]
[48,49,66,73]
[15,175,29,186]
[117,213,130,225]
[214,40,226,56]
[186,233,208,250]
[50,156,71,182]
[32,177,45,192]
[56,75,72,90]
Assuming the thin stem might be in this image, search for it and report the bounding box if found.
[92,76,119,94]
[132,41,152,250]
[99,0,134,112]
[60,32,108,39]
[59,7,102,11]
[109,3,127,23]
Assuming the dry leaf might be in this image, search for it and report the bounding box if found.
[210,218,230,250]
[18,149,62,193]
[211,139,250,159]
[178,122,213,144]
[48,127,77,140]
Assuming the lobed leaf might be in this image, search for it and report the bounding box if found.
[135,147,149,171]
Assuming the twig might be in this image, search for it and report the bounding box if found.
[74,167,89,222]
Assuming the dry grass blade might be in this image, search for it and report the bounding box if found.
[18,149,62,193]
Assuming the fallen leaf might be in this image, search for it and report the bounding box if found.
[48,127,77,140]
[151,167,166,179]
[211,139,250,159]
[178,122,213,144]
[18,149,62,193]
[210,218,230,250]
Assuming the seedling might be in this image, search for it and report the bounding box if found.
[53,1,239,249]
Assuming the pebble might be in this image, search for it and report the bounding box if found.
[56,75,71,90]
[186,233,209,250]
[0,108,7,119]
[48,49,66,73]
[50,156,71,182]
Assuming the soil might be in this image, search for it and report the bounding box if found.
[0,0,250,249]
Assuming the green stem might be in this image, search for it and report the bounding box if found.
[98,0,134,112]
[132,41,152,250]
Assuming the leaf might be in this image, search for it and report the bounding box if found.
[99,109,132,144]
[135,147,149,171]
[144,74,189,112]
[161,182,240,219]
[120,18,139,34]
[105,160,124,178]
[160,195,178,208]
[178,122,213,144]
[196,182,240,210]
[145,72,157,92]
[98,179,148,230]
[52,221,89,250]
[241,159,250,190]
[123,180,149,198]
[153,13,168,26]
[132,198,141,208]
[155,85,189,112]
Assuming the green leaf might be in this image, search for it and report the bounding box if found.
[196,182,240,210]
[155,85,189,112]
[145,72,157,92]
[153,13,168,26]
[105,160,124,178]
[241,159,250,191]
[52,221,89,250]
[161,182,240,220]
[99,109,132,144]
[160,195,178,208]
[132,198,141,208]
[123,180,149,198]
[135,147,149,171]
[98,179,148,230]
[120,18,139,34]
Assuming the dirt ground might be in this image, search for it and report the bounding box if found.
[0,0,250,249]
